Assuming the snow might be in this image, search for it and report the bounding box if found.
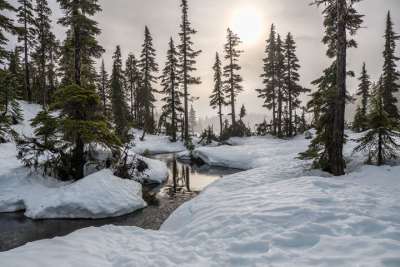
[139,156,169,184]
[132,129,186,155]
[2,132,400,266]
[0,169,146,219]
[193,135,310,170]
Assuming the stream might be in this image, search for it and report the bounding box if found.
[0,153,240,252]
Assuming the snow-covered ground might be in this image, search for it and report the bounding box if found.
[2,131,399,266]
[132,129,186,155]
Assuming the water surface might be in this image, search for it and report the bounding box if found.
[0,153,240,251]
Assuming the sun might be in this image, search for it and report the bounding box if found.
[230,7,264,45]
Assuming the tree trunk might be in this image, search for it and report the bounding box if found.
[183,22,189,144]
[23,6,32,102]
[229,39,236,126]
[219,104,223,138]
[330,0,346,176]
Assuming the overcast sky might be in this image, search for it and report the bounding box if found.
[8,0,400,117]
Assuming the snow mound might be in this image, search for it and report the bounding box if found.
[132,129,186,155]
[0,169,146,219]
[140,156,169,184]
[193,135,310,170]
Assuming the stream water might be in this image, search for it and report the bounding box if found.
[0,153,239,252]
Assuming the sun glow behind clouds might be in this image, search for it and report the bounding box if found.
[230,6,264,45]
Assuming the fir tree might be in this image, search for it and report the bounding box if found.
[275,34,286,137]
[310,0,363,175]
[57,0,104,86]
[32,0,53,106]
[17,0,35,101]
[111,45,129,142]
[56,0,104,178]
[189,104,196,135]
[178,0,201,144]
[210,52,225,137]
[125,53,140,121]
[239,104,246,121]
[257,24,277,135]
[223,28,243,127]
[138,26,158,140]
[97,59,109,117]
[354,80,400,166]
[284,32,309,137]
[160,38,183,142]
[382,12,400,120]
[353,63,371,132]
[18,84,121,180]
[0,0,16,64]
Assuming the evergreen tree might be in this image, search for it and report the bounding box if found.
[96,59,109,117]
[239,104,246,121]
[210,52,225,137]
[125,53,140,121]
[31,0,53,106]
[189,104,196,135]
[17,0,35,101]
[309,0,363,175]
[56,0,104,179]
[300,63,336,170]
[0,0,16,64]
[257,24,277,135]
[18,84,121,180]
[160,38,183,142]
[275,34,286,137]
[354,80,400,165]
[111,46,129,142]
[138,26,158,140]
[57,0,104,86]
[9,47,25,100]
[178,0,201,144]
[284,32,308,137]
[352,63,371,132]
[382,12,400,120]
[223,28,243,127]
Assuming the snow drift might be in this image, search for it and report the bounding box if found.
[0,169,146,219]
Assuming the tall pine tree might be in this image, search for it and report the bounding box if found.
[56,0,104,179]
[308,0,363,175]
[223,28,243,127]
[111,45,129,142]
[138,26,158,140]
[257,24,277,135]
[32,0,53,106]
[125,53,140,121]
[210,52,225,137]
[178,0,201,144]
[96,59,109,117]
[160,38,183,142]
[352,62,371,132]
[57,0,104,87]
[382,12,400,121]
[275,34,286,137]
[17,0,35,102]
[284,32,308,137]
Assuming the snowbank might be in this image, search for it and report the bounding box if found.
[0,169,146,219]
[193,135,310,170]
[132,129,186,155]
[140,156,169,184]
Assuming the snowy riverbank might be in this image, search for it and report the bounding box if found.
[2,130,399,266]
